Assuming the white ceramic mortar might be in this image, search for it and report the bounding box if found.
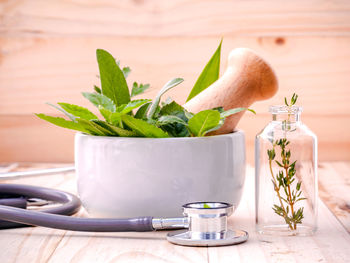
[75,131,246,218]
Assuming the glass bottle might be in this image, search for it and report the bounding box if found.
[255,105,317,238]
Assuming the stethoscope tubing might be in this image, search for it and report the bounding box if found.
[0,184,153,232]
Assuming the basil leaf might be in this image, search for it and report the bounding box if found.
[36,114,87,133]
[186,40,222,102]
[58,103,97,120]
[220,107,256,119]
[188,110,221,137]
[148,78,184,119]
[131,82,150,97]
[82,92,116,112]
[121,114,169,138]
[96,49,130,106]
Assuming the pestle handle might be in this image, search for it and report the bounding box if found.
[184,48,278,135]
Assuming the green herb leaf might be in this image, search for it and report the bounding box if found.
[122,67,131,78]
[92,120,138,137]
[205,119,225,134]
[134,102,152,119]
[75,118,110,136]
[157,115,188,126]
[35,114,87,133]
[118,99,152,114]
[203,203,211,208]
[109,112,123,127]
[99,107,123,127]
[131,82,150,97]
[186,40,222,102]
[148,78,184,119]
[46,103,75,121]
[188,110,221,137]
[57,103,98,120]
[99,107,112,122]
[220,107,256,119]
[96,49,130,106]
[94,85,102,94]
[159,101,184,115]
[82,92,116,112]
[121,114,169,138]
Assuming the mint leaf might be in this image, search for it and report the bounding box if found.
[220,107,256,119]
[58,103,97,120]
[82,92,116,112]
[118,99,152,114]
[96,49,130,106]
[186,40,222,102]
[188,110,221,137]
[131,82,150,97]
[148,78,184,119]
[36,114,87,133]
[121,114,169,138]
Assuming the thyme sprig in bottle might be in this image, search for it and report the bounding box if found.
[255,94,318,237]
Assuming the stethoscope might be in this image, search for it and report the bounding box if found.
[0,167,248,247]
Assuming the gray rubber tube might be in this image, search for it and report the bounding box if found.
[0,184,154,232]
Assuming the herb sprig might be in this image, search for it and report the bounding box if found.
[267,93,306,230]
[36,41,255,137]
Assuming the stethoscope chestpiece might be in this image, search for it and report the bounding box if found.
[167,202,248,247]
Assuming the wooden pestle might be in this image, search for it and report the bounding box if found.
[184,48,278,135]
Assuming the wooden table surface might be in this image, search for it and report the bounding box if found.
[0,162,350,263]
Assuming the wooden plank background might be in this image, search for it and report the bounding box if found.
[0,0,350,163]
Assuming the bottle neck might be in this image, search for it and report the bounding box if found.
[272,113,301,123]
[269,105,302,124]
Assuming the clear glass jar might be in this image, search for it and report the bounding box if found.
[255,105,317,238]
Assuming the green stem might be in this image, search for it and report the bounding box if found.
[269,158,294,230]
[284,165,296,230]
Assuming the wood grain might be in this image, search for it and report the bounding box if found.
[318,162,350,233]
[0,163,350,263]
[0,0,350,162]
[1,36,350,115]
[0,0,350,37]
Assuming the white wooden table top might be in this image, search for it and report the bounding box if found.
[0,162,350,263]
